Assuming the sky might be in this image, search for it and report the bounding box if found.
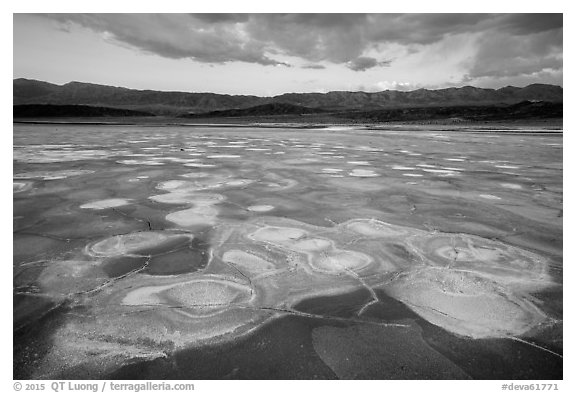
[13,13,563,96]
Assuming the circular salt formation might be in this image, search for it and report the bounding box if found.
[14,170,94,180]
[157,180,189,191]
[247,205,275,212]
[184,163,217,168]
[479,194,502,200]
[292,238,333,252]
[180,172,210,178]
[190,194,226,205]
[345,219,410,238]
[14,149,110,164]
[430,238,500,263]
[80,198,131,210]
[165,205,219,227]
[386,268,545,338]
[38,260,108,296]
[149,192,194,204]
[283,158,320,165]
[222,250,277,273]
[87,231,193,258]
[263,174,298,190]
[13,181,32,193]
[150,191,225,205]
[151,181,225,227]
[392,166,416,170]
[224,179,253,187]
[121,277,252,317]
[421,169,458,176]
[117,160,164,166]
[168,178,221,191]
[249,226,307,243]
[310,250,372,274]
[349,169,379,177]
[500,183,523,190]
[407,234,550,290]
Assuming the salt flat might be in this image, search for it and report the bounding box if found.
[13,124,563,379]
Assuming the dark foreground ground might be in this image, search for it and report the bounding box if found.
[14,123,562,379]
[13,113,563,129]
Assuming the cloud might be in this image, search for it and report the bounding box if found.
[191,14,250,24]
[301,64,326,69]
[364,14,489,45]
[374,81,416,91]
[496,13,563,35]
[243,14,367,63]
[37,12,562,84]
[43,14,285,66]
[464,29,562,80]
[364,14,562,45]
[346,57,391,72]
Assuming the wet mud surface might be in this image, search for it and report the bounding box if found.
[14,124,562,379]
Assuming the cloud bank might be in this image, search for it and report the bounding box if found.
[39,13,562,84]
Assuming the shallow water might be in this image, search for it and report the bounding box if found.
[13,124,562,379]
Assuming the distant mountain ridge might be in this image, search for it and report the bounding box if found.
[13,78,563,116]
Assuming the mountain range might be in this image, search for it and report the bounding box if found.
[13,78,563,116]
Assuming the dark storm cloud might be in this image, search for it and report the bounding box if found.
[497,13,563,35]
[243,14,367,63]
[363,13,490,45]
[43,13,284,66]
[191,14,250,23]
[39,13,562,78]
[465,28,562,79]
[346,57,391,72]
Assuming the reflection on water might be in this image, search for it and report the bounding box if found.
[14,124,563,379]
